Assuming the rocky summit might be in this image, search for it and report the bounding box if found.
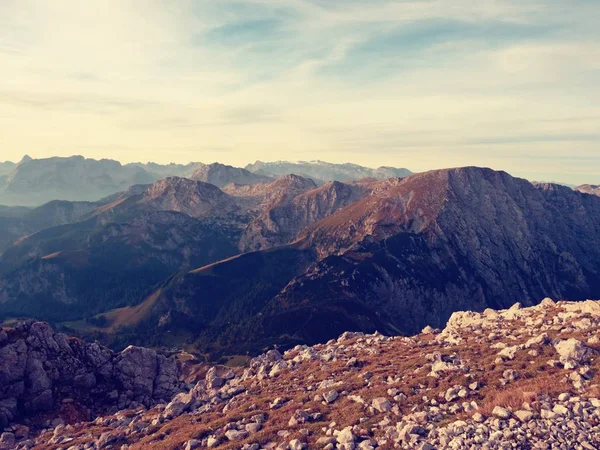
[4,298,600,449]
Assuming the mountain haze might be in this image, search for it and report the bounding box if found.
[0,156,410,206]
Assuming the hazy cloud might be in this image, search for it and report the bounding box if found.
[0,0,598,184]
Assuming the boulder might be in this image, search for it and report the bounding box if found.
[372,397,392,413]
[554,339,595,369]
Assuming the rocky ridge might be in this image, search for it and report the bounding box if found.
[576,185,600,196]
[11,298,600,449]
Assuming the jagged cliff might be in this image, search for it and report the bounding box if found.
[0,320,182,434]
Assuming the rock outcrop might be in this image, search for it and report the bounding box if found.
[239,180,368,252]
[0,321,182,432]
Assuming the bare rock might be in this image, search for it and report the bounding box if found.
[554,338,595,369]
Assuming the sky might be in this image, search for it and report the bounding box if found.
[0,0,599,184]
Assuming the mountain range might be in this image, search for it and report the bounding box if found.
[126,168,600,355]
[0,174,393,329]
[245,160,412,183]
[0,163,599,358]
[0,156,412,207]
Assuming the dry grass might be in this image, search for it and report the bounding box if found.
[476,375,569,416]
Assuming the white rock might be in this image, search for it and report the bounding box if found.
[554,338,594,368]
[288,438,306,450]
[323,390,339,404]
[514,410,534,422]
[492,406,511,419]
[372,398,392,413]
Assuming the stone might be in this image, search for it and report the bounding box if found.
[514,410,534,422]
[553,404,569,415]
[163,391,193,419]
[337,427,355,445]
[289,409,310,426]
[289,438,306,450]
[205,367,225,389]
[323,390,339,404]
[206,436,220,448]
[225,429,249,441]
[372,397,392,413]
[0,432,15,450]
[184,439,201,450]
[246,422,263,433]
[492,406,511,419]
[472,412,485,422]
[554,339,594,368]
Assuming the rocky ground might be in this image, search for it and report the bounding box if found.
[4,298,600,449]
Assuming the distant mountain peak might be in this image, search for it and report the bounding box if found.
[141,176,236,218]
[191,162,271,188]
[245,160,412,184]
[145,176,227,202]
[272,173,317,187]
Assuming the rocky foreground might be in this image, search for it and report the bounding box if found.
[4,298,600,449]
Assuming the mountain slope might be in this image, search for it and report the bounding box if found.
[0,200,101,252]
[0,177,249,320]
[0,161,16,188]
[128,167,600,355]
[0,211,241,321]
[262,170,600,338]
[239,180,373,252]
[137,246,317,354]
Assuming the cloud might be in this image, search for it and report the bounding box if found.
[0,0,598,184]
[0,90,155,114]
